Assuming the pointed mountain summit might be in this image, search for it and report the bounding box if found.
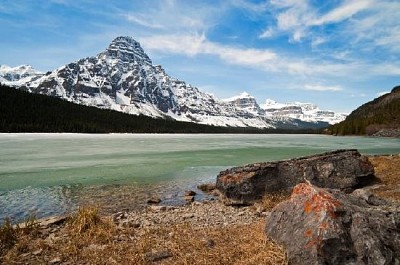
[2,36,344,129]
[100,36,152,65]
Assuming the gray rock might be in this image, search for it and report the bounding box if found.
[184,190,197,196]
[265,183,400,265]
[146,197,161,204]
[217,149,375,205]
[197,183,217,193]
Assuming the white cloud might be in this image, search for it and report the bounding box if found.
[123,14,164,29]
[303,84,343,92]
[259,27,274,39]
[140,34,277,68]
[371,63,400,76]
[120,1,218,34]
[311,36,327,48]
[140,32,400,80]
[311,0,371,26]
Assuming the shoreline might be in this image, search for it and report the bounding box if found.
[1,154,399,264]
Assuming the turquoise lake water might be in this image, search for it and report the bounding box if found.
[1,133,399,222]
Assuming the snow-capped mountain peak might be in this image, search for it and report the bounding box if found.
[261,98,346,124]
[1,36,346,128]
[223,92,264,115]
[99,36,152,66]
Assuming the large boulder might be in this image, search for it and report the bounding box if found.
[265,183,400,265]
[216,149,375,205]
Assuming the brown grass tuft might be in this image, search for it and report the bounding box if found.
[68,205,103,234]
[0,218,18,256]
[259,192,290,211]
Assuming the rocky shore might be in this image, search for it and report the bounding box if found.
[113,199,265,230]
[1,153,399,264]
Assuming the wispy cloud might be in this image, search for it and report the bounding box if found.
[140,34,277,67]
[303,84,344,92]
[311,0,371,26]
[123,14,165,29]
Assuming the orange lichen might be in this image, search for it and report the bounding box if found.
[304,229,313,237]
[292,183,342,251]
[302,189,341,218]
[319,222,328,229]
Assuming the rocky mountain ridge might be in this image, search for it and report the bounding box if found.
[1,36,345,129]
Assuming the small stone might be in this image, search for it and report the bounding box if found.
[132,222,140,228]
[237,211,246,216]
[147,197,161,204]
[149,205,167,212]
[49,257,61,264]
[183,213,195,219]
[197,183,216,192]
[32,249,43,255]
[184,190,196,196]
[204,238,215,248]
[145,250,173,262]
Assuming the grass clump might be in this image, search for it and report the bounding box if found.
[68,205,102,234]
[259,192,290,211]
[0,218,18,256]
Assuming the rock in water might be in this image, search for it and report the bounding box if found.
[265,183,400,265]
[216,149,375,205]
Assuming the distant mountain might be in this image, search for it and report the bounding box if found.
[0,65,43,85]
[0,84,320,134]
[327,86,400,137]
[1,36,345,129]
[261,99,347,125]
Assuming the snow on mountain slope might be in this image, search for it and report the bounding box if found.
[2,36,344,128]
[0,65,43,86]
[261,99,346,124]
[4,36,275,128]
[222,92,264,115]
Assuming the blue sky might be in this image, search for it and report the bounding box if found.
[1,0,399,112]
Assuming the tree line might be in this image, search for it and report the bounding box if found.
[0,84,320,134]
[327,87,400,135]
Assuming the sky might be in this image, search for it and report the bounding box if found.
[1,0,399,113]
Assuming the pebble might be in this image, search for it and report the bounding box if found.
[116,199,262,229]
[145,250,173,262]
[49,257,61,264]
[32,249,43,255]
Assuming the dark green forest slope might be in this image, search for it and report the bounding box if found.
[327,86,400,136]
[0,84,317,134]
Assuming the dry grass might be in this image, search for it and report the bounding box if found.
[1,205,287,265]
[0,218,18,257]
[259,192,290,211]
[3,155,399,264]
[0,213,40,257]
[368,155,400,202]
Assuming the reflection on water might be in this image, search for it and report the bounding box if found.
[1,133,400,223]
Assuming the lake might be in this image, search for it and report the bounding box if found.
[1,133,400,223]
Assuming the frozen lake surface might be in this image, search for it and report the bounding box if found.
[1,133,399,222]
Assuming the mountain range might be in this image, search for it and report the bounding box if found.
[0,36,346,129]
